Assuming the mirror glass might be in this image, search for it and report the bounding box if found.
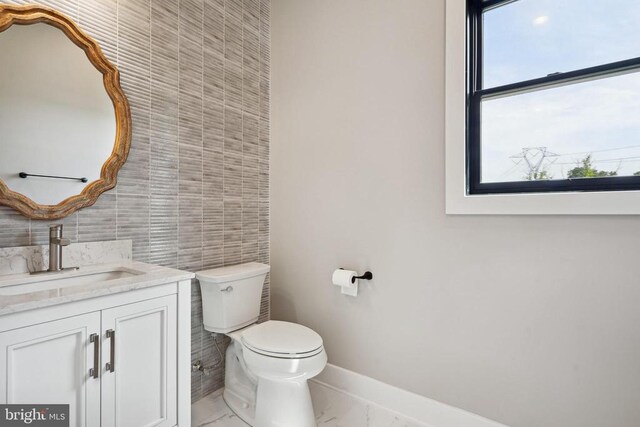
[0,23,115,206]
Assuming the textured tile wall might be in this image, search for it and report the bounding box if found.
[0,0,270,402]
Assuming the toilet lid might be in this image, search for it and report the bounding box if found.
[242,320,323,357]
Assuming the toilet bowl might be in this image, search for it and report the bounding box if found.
[196,263,327,427]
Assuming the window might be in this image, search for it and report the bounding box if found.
[467,0,640,195]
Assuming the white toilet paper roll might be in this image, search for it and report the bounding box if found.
[332,269,356,287]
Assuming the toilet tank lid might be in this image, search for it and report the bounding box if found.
[196,262,270,283]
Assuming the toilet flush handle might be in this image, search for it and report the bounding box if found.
[220,286,234,293]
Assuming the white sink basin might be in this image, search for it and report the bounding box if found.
[0,267,143,296]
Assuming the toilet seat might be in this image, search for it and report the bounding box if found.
[243,342,324,359]
[241,320,323,359]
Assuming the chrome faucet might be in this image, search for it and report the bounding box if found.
[30,224,78,275]
[48,224,70,272]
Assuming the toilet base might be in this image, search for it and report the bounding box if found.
[255,377,316,427]
[223,341,256,425]
[223,388,255,426]
[222,326,325,427]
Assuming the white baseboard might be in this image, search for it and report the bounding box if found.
[311,364,507,427]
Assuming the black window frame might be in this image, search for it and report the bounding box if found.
[467,0,640,195]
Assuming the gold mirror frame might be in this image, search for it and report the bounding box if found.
[0,5,131,220]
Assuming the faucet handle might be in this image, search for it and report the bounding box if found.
[49,223,70,246]
[50,236,70,246]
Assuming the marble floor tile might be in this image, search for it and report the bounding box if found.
[191,390,248,426]
[191,381,428,427]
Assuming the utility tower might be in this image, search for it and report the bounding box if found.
[510,147,558,180]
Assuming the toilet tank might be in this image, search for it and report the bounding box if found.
[196,262,270,333]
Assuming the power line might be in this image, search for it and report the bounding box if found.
[554,156,640,165]
[554,144,640,157]
[495,146,640,180]
[496,159,524,180]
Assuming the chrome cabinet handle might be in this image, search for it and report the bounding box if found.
[89,333,99,379]
[106,329,115,373]
[221,286,233,293]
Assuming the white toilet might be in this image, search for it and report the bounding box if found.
[196,262,327,427]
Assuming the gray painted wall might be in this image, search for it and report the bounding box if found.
[0,0,270,403]
[271,1,640,426]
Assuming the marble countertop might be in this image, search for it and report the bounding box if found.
[0,261,195,316]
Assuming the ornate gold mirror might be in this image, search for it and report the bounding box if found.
[0,5,130,219]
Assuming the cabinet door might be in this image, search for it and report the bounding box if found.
[0,312,101,427]
[101,295,177,427]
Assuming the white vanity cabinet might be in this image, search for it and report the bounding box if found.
[0,268,192,427]
[0,312,102,427]
[101,295,177,427]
